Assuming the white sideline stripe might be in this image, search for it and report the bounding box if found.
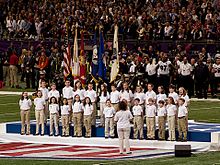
[0,103,17,105]
[0,91,34,95]
[190,107,220,111]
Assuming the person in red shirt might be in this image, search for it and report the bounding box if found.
[9,51,19,88]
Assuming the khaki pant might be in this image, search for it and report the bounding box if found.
[50,113,59,135]
[146,117,155,139]
[117,127,130,153]
[3,66,10,86]
[72,112,83,136]
[20,110,30,134]
[91,102,97,126]
[178,117,187,140]
[61,115,69,136]
[84,115,92,137]
[105,117,115,137]
[35,109,45,134]
[133,116,144,139]
[44,101,49,123]
[168,115,176,141]
[158,116,166,140]
[9,65,18,86]
[100,102,106,126]
[112,103,119,112]
[68,99,73,123]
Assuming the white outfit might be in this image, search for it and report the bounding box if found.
[83,104,94,116]
[61,105,70,115]
[132,105,143,116]
[49,104,59,114]
[62,86,74,99]
[110,90,120,103]
[73,89,85,100]
[84,90,97,103]
[34,97,45,110]
[133,92,146,105]
[103,106,115,118]
[72,102,83,113]
[19,98,32,110]
[48,89,60,101]
[145,90,156,104]
[145,105,156,117]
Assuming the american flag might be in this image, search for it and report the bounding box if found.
[63,19,71,79]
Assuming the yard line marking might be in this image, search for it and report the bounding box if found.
[0,103,18,106]
[0,112,20,116]
[190,107,220,111]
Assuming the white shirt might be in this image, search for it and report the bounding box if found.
[180,94,190,107]
[114,110,133,129]
[83,104,93,116]
[120,90,133,102]
[158,61,171,75]
[84,90,97,103]
[110,90,120,103]
[166,104,177,116]
[34,97,45,110]
[62,86,74,99]
[49,104,59,114]
[145,104,156,117]
[19,98,32,110]
[73,89,85,100]
[61,105,70,115]
[146,63,157,76]
[178,105,188,117]
[179,63,192,76]
[133,92,146,104]
[103,106,115,118]
[132,105,143,116]
[213,64,220,77]
[48,89,60,101]
[157,106,167,117]
[168,92,179,104]
[39,87,49,100]
[145,90,156,104]
[99,91,110,103]
[156,93,167,105]
[72,102,83,113]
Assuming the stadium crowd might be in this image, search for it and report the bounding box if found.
[0,0,220,40]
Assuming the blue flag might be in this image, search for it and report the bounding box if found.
[91,31,98,80]
[98,31,107,81]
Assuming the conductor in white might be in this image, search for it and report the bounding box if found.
[114,101,133,154]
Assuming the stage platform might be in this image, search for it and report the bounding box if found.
[2,120,220,142]
[0,133,211,160]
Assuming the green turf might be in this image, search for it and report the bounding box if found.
[0,151,220,165]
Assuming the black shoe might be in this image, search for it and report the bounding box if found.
[110,136,114,139]
[126,152,132,154]
[49,134,53,136]
[177,138,182,142]
[54,134,59,137]
[77,136,82,138]
[132,138,137,140]
[105,137,108,139]
[182,139,187,142]
[26,133,30,135]
[35,133,39,136]
[20,133,25,135]
[65,135,69,137]
[41,134,44,136]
